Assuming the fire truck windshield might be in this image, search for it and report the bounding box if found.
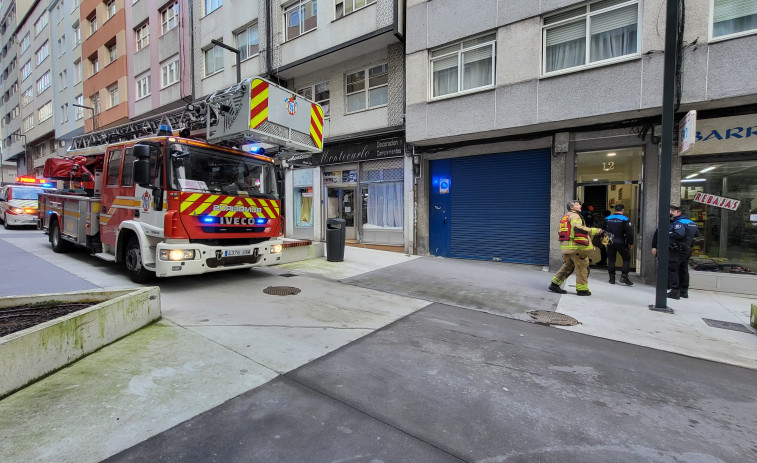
[167,144,278,198]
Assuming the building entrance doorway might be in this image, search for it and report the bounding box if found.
[576,147,643,273]
[326,187,356,240]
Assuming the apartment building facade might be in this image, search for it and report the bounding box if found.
[50,0,85,158]
[19,0,55,176]
[405,0,757,292]
[80,0,129,131]
[126,0,192,119]
[194,0,408,248]
[0,0,21,182]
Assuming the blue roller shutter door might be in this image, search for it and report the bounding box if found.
[448,149,551,265]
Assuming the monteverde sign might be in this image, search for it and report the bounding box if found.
[287,136,405,166]
[682,113,757,156]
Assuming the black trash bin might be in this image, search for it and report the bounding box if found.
[326,218,346,262]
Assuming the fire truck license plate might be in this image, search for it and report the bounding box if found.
[223,249,252,257]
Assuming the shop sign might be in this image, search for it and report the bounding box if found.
[682,113,757,156]
[678,110,696,155]
[287,136,405,166]
[693,192,741,211]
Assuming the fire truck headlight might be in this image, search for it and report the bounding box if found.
[270,244,283,254]
[10,207,24,214]
[160,249,196,261]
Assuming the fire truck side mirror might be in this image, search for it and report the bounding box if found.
[133,145,151,186]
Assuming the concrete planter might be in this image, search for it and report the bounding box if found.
[0,287,161,398]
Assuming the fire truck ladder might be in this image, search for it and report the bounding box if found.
[68,80,249,151]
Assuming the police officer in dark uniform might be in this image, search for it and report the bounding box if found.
[605,204,634,285]
[653,205,699,299]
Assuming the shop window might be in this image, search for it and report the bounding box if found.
[360,158,404,230]
[293,169,314,228]
[681,160,757,275]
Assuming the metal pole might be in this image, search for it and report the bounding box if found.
[72,104,96,131]
[652,0,681,312]
[211,39,241,83]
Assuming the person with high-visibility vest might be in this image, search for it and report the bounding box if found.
[549,200,604,296]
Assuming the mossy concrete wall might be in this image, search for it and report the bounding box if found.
[0,287,161,398]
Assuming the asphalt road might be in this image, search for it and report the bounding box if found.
[2,227,757,462]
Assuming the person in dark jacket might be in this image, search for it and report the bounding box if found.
[652,205,699,299]
[605,204,634,285]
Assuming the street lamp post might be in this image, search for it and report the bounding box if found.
[73,103,97,131]
[211,39,241,84]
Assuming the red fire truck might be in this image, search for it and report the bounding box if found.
[38,77,324,282]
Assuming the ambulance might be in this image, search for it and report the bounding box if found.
[0,177,55,229]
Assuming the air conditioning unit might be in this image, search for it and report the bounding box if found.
[59,140,66,148]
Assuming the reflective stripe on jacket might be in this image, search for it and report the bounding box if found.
[561,211,601,252]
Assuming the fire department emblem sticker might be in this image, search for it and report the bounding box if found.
[142,191,151,212]
[285,95,298,115]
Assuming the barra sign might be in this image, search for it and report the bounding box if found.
[693,192,741,211]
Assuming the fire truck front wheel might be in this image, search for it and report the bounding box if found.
[50,220,71,253]
[125,237,154,283]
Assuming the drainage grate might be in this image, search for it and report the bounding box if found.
[702,318,753,334]
[279,273,298,278]
[263,286,301,296]
[528,310,580,326]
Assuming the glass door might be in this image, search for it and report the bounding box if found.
[326,187,356,240]
[576,147,643,272]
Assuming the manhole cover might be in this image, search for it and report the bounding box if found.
[702,318,753,334]
[279,273,297,278]
[263,286,301,296]
[528,310,580,326]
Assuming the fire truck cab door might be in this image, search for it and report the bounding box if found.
[101,147,137,248]
[133,144,165,232]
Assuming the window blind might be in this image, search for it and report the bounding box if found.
[546,20,586,46]
[714,0,757,22]
[590,4,637,35]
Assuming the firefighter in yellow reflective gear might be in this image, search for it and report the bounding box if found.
[549,200,604,296]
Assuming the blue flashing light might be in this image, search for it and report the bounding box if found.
[249,146,265,154]
[157,123,173,135]
[201,216,216,224]
[255,218,268,225]
[41,182,54,188]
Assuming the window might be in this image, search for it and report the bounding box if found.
[74,60,82,83]
[23,114,34,132]
[90,57,99,75]
[106,149,122,186]
[75,94,84,119]
[38,101,52,122]
[89,14,97,35]
[19,33,30,53]
[135,23,149,51]
[712,0,757,38]
[543,0,639,74]
[21,60,32,81]
[430,33,495,98]
[59,70,67,89]
[136,74,150,99]
[21,87,33,107]
[204,45,223,76]
[58,35,66,56]
[345,64,388,113]
[336,0,376,19]
[73,24,81,45]
[106,1,116,20]
[285,0,317,41]
[121,148,136,186]
[36,72,51,94]
[108,84,119,107]
[36,41,50,65]
[235,24,259,60]
[161,58,179,87]
[108,44,117,63]
[206,0,222,15]
[161,2,178,34]
[297,81,330,116]
[60,103,69,123]
[91,93,101,114]
[35,11,49,36]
